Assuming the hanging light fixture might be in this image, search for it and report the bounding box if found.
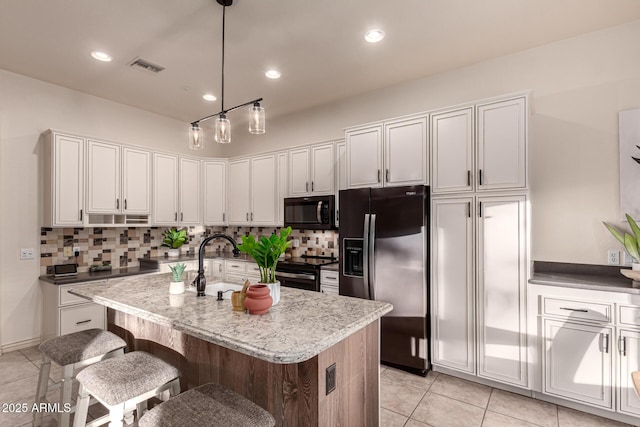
[189,0,265,149]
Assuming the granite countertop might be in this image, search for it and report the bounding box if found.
[529,261,640,294]
[39,266,159,285]
[68,274,393,364]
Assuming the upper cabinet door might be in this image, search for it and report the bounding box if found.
[228,159,251,225]
[346,125,383,188]
[52,134,85,226]
[289,147,310,196]
[179,158,201,225]
[477,97,526,191]
[335,141,347,227]
[203,161,226,225]
[310,142,334,194]
[86,140,120,214]
[153,153,178,225]
[122,147,151,214]
[384,117,427,187]
[251,154,276,225]
[432,108,474,194]
[276,151,288,226]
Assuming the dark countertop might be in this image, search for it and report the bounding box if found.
[321,263,339,272]
[529,261,640,294]
[39,266,159,285]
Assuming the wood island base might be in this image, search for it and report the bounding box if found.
[107,308,380,426]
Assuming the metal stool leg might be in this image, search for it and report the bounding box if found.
[33,355,52,427]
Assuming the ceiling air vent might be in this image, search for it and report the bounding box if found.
[128,57,165,74]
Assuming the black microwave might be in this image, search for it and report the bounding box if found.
[284,195,335,230]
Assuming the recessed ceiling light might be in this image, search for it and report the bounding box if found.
[364,29,385,43]
[265,69,281,79]
[202,94,217,102]
[90,51,112,62]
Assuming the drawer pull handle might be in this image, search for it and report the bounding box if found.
[560,307,589,313]
[325,276,337,280]
[76,319,92,325]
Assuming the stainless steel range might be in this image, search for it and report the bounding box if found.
[275,255,338,292]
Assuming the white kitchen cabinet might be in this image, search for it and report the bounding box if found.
[477,97,526,191]
[41,281,106,340]
[335,141,347,227]
[618,329,640,416]
[477,195,527,386]
[178,157,201,225]
[87,140,120,214]
[431,107,474,194]
[203,160,227,225]
[210,259,225,280]
[543,319,613,408]
[251,154,276,225]
[321,269,339,295]
[227,159,251,225]
[276,151,288,226]
[153,153,179,224]
[288,142,335,196]
[431,197,475,374]
[346,125,383,188]
[43,131,85,227]
[346,117,426,189]
[153,153,200,226]
[383,117,428,186]
[86,142,151,216]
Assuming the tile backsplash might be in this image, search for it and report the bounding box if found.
[40,226,338,275]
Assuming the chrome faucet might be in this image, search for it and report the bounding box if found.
[195,234,240,297]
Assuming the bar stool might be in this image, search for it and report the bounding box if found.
[138,383,275,427]
[73,351,180,427]
[34,328,127,427]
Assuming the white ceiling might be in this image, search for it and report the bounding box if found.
[2,0,640,127]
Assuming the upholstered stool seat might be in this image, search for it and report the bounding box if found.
[138,383,275,427]
[34,329,126,427]
[73,351,180,427]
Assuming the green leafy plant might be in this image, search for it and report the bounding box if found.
[237,227,293,283]
[162,228,187,249]
[168,263,187,282]
[603,214,640,263]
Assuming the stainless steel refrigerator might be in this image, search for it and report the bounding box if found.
[339,185,430,374]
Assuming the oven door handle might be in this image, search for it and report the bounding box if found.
[276,271,316,281]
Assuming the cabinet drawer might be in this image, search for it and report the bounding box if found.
[322,283,339,295]
[247,264,261,277]
[60,282,105,306]
[60,303,105,335]
[619,305,640,326]
[321,270,339,285]
[225,260,247,274]
[543,297,612,323]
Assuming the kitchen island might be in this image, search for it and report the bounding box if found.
[69,274,392,426]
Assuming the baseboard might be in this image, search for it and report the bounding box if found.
[1,336,41,354]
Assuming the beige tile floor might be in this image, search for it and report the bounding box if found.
[379,365,633,427]
[0,346,633,426]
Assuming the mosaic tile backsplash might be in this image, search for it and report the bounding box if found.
[40,226,338,275]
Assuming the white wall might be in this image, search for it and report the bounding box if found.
[0,70,223,348]
[225,20,640,267]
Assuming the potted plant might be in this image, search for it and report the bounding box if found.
[603,213,640,270]
[162,228,187,258]
[168,263,187,294]
[237,226,292,305]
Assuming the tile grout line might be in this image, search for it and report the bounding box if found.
[480,387,494,426]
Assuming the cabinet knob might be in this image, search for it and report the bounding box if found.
[386,169,390,182]
[311,181,314,192]
[223,212,225,222]
[124,199,127,210]
[116,199,119,209]
[479,169,483,186]
[181,212,183,222]
[174,212,177,221]
[80,209,83,221]
[251,212,253,221]
[467,170,471,186]
[246,212,249,221]
[377,169,381,183]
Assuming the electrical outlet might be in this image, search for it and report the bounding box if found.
[608,249,620,265]
[20,248,34,260]
[624,251,635,265]
[326,363,336,395]
[63,247,72,257]
[73,246,80,256]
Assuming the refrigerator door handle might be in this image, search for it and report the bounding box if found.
[369,213,377,300]
[363,214,371,300]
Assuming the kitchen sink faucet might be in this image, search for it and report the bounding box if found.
[195,234,240,297]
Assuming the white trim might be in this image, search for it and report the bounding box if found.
[1,336,41,353]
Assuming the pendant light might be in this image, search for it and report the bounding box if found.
[189,0,265,149]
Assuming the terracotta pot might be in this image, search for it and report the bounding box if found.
[244,284,273,315]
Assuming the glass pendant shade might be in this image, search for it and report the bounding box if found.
[189,124,204,150]
[249,104,265,134]
[214,115,231,144]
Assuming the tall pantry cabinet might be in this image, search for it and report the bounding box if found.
[430,95,529,388]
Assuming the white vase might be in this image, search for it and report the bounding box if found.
[263,281,280,305]
[169,281,185,294]
[167,248,180,258]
